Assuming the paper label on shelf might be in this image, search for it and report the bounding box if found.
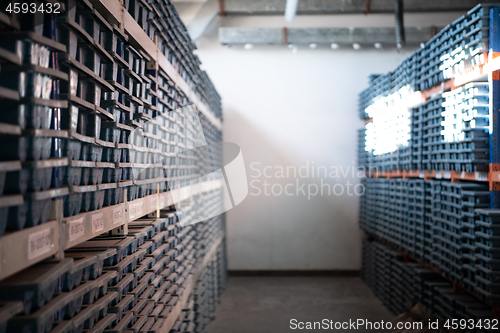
[28,228,52,260]
[68,217,85,242]
[92,213,104,234]
[113,207,123,225]
[129,203,136,219]
[129,201,144,219]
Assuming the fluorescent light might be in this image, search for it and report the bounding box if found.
[285,0,299,22]
[309,43,318,49]
[331,43,339,50]
[244,43,253,50]
[374,43,382,49]
[353,43,361,50]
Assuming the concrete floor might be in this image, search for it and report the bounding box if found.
[208,277,395,333]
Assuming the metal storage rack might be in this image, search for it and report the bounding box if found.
[0,0,227,332]
[359,3,500,320]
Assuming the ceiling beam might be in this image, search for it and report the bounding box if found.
[219,27,441,45]
[187,0,219,40]
[222,0,495,15]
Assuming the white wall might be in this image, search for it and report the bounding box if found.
[195,12,465,270]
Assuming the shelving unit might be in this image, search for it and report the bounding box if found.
[0,11,225,280]
[88,0,222,131]
[61,179,223,251]
[0,0,227,332]
[358,3,500,321]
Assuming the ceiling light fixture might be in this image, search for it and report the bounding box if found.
[285,0,299,22]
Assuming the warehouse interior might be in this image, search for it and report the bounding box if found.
[1,0,500,332]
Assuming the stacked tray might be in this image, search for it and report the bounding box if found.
[362,237,498,323]
[57,0,126,217]
[408,179,426,259]
[126,0,221,120]
[430,182,488,285]
[360,178,495,288]
[0,20,69,236]
[359,4,499,179]
[440,4,496,82]
[0,1,226,332]
[359,4,498,121]
[441,82,489,172]
[421,94,445,171]
[470,209,500,306]
[0,209,226,333]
